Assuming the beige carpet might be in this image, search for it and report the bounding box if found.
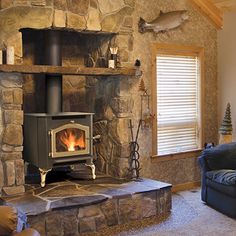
[84,188,236,236]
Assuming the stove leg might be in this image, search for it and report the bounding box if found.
[39,168,52,187]
[85,161,96,180]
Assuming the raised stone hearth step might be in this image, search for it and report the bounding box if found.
[0,176,171,235]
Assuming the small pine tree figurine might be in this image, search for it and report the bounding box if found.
[219,103,233,144]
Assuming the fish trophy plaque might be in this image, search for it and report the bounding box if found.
[138,10,188,34]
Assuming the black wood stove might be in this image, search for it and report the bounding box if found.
[23,30,96,187]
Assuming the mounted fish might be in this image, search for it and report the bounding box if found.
[138,10,188,34]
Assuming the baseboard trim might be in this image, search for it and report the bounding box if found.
[172,181,201,193]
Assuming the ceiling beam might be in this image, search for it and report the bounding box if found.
[191,0,223,29]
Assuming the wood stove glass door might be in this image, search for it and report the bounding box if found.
[49,123,90,158]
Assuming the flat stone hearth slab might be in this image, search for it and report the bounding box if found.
[1,176,172,235]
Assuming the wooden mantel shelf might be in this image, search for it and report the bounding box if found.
[0,64,136,76]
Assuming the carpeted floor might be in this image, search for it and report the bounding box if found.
[84,188,236,236]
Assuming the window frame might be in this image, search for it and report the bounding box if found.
[151,43,205,157]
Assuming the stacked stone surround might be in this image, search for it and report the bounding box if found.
[0,0,136,196]
[0,0,135,65]
[0,73,24,195]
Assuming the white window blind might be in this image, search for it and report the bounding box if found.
[156,54,200,155]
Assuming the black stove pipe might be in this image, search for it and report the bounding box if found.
[44,30,62,114]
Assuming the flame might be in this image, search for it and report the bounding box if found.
[59,129,85,151]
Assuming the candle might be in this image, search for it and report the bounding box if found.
[0,50,2,64]
[108,59,115,68]
[6,46,14,65]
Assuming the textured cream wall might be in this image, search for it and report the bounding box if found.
[218,12,236,141]
[130,0,218,185]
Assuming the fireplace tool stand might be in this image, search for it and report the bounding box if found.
[128,119,142,180]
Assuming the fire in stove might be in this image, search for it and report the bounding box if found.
[57,128,85,152]
[49,122,90,158]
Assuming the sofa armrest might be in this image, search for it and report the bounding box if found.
[0,206,18,235]
[198,155,210,172]
[198,155,208,202]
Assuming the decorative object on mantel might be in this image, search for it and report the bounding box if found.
[97,47,107,68]
[128,119,142,180]
[138,10,188,34]
[108,46,118,68]
[84,53,96,67]
[219,102,233,144]
[139,78,154,128]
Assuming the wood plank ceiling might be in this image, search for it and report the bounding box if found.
[191,0,223,29]
[212,0,236,12]
[191,0,236,29]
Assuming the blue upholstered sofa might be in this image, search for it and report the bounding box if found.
[198,142,236,217]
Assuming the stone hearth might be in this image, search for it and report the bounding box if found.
[1,176,171,235]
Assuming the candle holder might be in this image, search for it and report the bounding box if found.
[139,78,154,128]
[109,47,118,68]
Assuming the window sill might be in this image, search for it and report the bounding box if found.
[151,149,203,162]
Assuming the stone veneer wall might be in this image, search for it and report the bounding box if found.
[0,0,218,192]
[0,73,24,195]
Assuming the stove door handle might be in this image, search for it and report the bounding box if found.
[48,129,53,157]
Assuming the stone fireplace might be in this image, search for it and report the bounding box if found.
[0,2,174,235]
[0,0,136,195]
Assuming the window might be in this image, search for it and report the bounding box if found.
[152,44,204,156]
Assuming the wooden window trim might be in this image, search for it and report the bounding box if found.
[151,43,205,157]
[151,149,202,162]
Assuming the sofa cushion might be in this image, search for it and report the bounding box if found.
[206,169,236,198]
[201,142,236,170]
[206,178,236,198]
[206,169,236,185]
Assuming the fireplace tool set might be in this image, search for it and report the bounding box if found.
[128,75,153,180]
